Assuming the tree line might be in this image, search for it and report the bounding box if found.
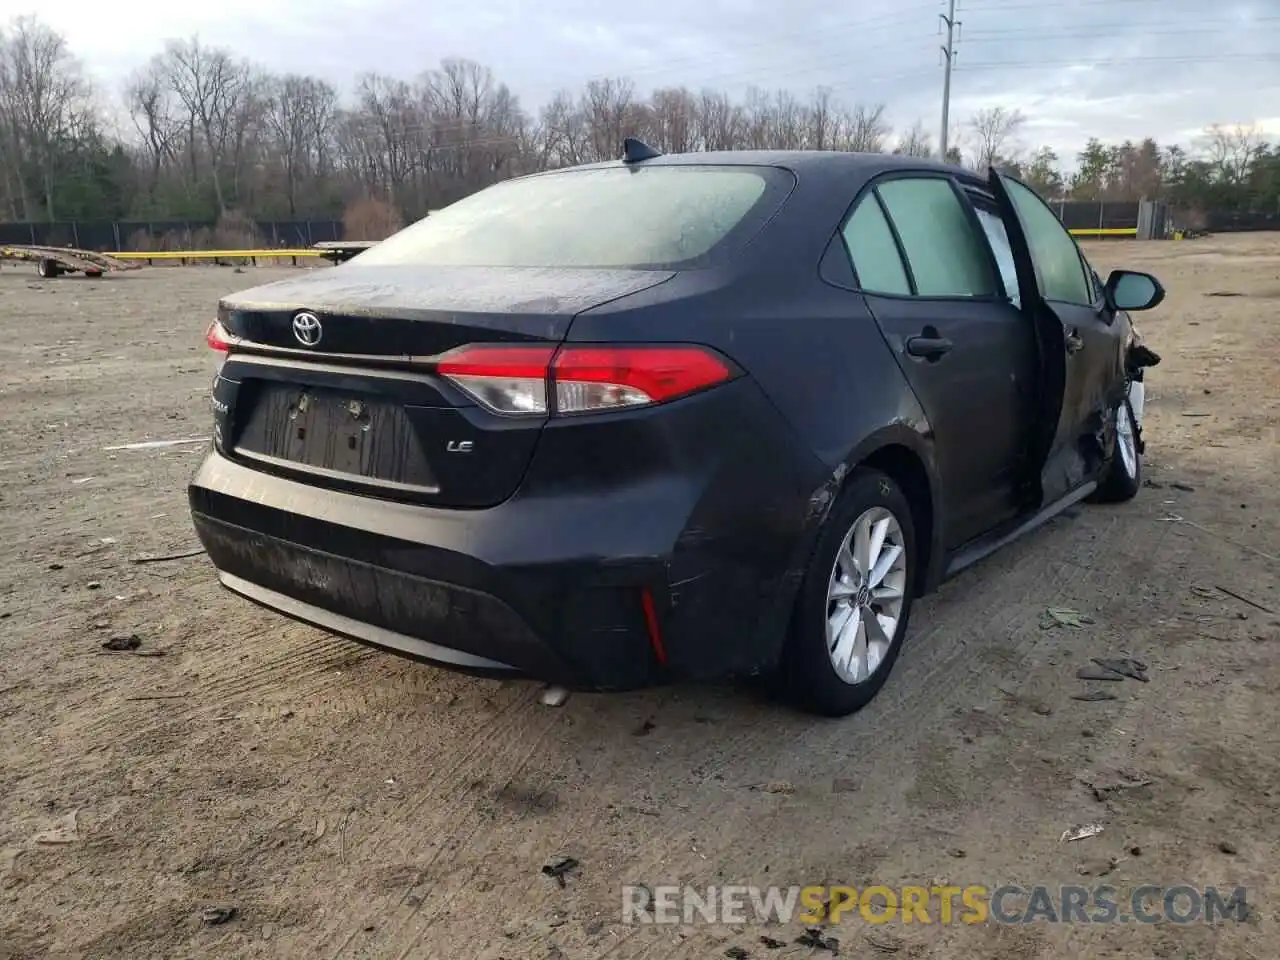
[1,13,1277,235]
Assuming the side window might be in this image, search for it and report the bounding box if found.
[841,195,911,296]
[1001,177,1093,306]
[875,178,998,297]
[975,208,1021,309]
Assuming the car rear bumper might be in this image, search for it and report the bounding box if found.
[190,454,681,689]
[188,380,825,689]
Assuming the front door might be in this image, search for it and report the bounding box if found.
[987,170,1124,506]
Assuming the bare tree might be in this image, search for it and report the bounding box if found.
[125,57,181,199]
[806,87,839,152]
[1203,123,1265,184]
[893,119,933,157]
[265,75,318,215]
[7,12,1280,234]
[967,106,1026,170]
[696,89,743,151]
[581,77,638,163]
[842,103,891,153]
[0,16,90,219]
[350,72,418,206]
[649,87,697,153]
[539,90,589,168]
[161,37,255,215]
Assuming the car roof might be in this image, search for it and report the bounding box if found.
[543,150,980,184]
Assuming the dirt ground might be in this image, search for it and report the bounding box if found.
[1,235,1277,960]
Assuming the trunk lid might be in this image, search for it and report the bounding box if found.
[214,265,673,508]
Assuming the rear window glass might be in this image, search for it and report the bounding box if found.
[348,165,792,270]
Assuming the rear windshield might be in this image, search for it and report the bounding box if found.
[348,165,793,270]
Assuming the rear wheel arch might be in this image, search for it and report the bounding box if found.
[849,441,939,596]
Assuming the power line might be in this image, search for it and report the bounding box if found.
[566,5,942,88]
[961,19,1280,42]
[957,54,1278,70]
[978,0,1180,9]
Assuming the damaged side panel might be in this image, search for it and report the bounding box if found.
[659,381,831,680]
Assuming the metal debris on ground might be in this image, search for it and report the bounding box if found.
[759,935,786,949]
[101,635,142,652]
[1071,690,1117,702]
[103,437,208,452]
[1060,823,1104,843]
[1077,666,1126,681]
[865,930,904,952]
[1091,657,1149,682]
[796,927,840,954]
[541,855,580,888]
[1162,514,1280,564]
[1082,773,1154,802]
[1040,607,1095,629]
[1215,584,1276,615]
[130,547,206,564]
[201,906,238,925]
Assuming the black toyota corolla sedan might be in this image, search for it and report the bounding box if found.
[190,142,1163,716]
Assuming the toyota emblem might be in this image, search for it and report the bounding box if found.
[292,311,322,347]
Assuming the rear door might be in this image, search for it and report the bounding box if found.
[838,173,1037,547]
[987,171,1127,506]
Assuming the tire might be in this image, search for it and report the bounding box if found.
[782,468,917,717]
[37,258,61,279]
[1094,387,1142,503]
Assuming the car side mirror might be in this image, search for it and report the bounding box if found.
[1104,269,1165,312]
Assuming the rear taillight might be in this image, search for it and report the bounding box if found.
[437,345,556,415]
[206,320,233,353]
[436,343,737,417]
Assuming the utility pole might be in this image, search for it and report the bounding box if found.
[939,0,960,161]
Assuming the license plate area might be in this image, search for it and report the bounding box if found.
[233,382,438,492]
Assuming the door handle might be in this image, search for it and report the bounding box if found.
[1065,328,1084,354]
[905,336,953,360]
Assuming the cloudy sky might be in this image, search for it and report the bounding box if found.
[25,0,1280,163]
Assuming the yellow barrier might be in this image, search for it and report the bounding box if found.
[107,249,325,260]
[1070,228,1138,237]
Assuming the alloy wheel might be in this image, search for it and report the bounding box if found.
[825,507,909,685]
